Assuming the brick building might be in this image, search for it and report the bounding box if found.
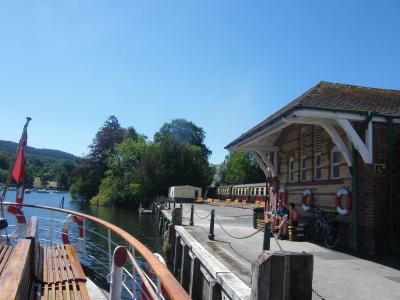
[226,81,400,255]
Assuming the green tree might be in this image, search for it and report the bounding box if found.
[154,118,211,158]
[219,152,265,184]
[70,116,125,200]
[138,138,214,201]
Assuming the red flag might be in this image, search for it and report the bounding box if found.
[11,144,25,184]
[10,118,31,207]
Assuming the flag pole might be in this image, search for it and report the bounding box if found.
[0,117,31,202]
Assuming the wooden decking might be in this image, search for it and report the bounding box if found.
[38,244,89,300]
[0,215,90,300]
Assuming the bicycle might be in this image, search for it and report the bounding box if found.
[306,208,340,248]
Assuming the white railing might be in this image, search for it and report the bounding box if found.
[0,202,190,300]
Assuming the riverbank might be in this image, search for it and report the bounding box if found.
[158,203,400,300]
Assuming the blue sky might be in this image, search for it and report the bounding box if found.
[0,0,399,164]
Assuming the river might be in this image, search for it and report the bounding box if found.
[2,190,163,281]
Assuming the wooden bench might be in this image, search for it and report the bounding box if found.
[37,244,90,300]
[210,199,220,206]
[0,239,33,300]
[194,198,204,204]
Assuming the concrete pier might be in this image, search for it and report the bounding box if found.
[156,203,400,300]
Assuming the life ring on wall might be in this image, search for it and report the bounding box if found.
[0,205,27,241]
[335,188,351,215]
[278,187,288,206]
[62,214,84,250]
[301,189,313,211]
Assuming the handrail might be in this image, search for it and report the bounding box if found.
[3,202,191,300]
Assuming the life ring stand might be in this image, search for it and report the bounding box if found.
[301,189,313,211]
[62,214,85,251]
[278,187,288,206]
[335,188,352,215]
[0,204,27,241]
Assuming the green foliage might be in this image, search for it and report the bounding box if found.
[0,148,76,188]
[219,152,265,184]
[70,116,125,200]
[72,117,214,208]
[154,118,211,158]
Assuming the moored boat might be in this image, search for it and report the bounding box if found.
[37,189,50,194]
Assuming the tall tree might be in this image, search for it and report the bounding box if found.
[154,118,211,158]
[70,116,125,200]
[219,152,265,184]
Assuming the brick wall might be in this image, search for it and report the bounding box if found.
[272,121,400,255]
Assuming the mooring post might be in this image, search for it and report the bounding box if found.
[189,205,194,226]
[109,246,128,300]
[263,222,270,250]
[208,209,215,240]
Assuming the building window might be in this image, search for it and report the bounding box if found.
[288,157,295,182]
[331,147,341,179]
[315,153,322,180]
[301,155,307,182]
[300,127,307,181]
[256,188,259,195]
[314,126,322,180]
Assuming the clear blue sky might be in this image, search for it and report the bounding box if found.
[0,0,399,164]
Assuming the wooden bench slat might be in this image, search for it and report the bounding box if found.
[65,245,86,282]
[0,239,32,300]
[78,281,90,300]
[71,281,79,300]
[0,245,13,275]
[60,245,74,281]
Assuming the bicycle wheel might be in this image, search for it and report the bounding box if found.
[325,225,340,248]
[308,221,322,243]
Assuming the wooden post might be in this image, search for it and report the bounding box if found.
[180,242,191,291]
[189,253,202,300]
[251,251,313,300]
[174,235,182,278]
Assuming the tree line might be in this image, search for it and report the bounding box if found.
[0,150,75,189]
[69,116,215,207]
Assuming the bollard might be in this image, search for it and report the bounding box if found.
[208,209,215,240]
[189,205,194,226]
[263,222,270,250]
[109,246,128,300]
[180,199,183,208]
[172,208,176,225]
[173,200,176,209]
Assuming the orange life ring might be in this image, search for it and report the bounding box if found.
[278,187,288,206]
[301,189,313,211]
[335,188,351,215]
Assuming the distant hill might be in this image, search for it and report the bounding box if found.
[0,140,77,161]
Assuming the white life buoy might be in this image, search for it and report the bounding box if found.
[335,188,351,215]
[61,214,84,250]
[301,189,313,211]
[0,205,27,241]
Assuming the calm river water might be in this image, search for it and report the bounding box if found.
[3,190,163,279]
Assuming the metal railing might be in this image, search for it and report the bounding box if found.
[0,202,190,300]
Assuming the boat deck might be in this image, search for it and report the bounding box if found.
[0,217,90,300]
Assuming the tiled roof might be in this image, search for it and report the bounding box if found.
[226,81,400,149]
